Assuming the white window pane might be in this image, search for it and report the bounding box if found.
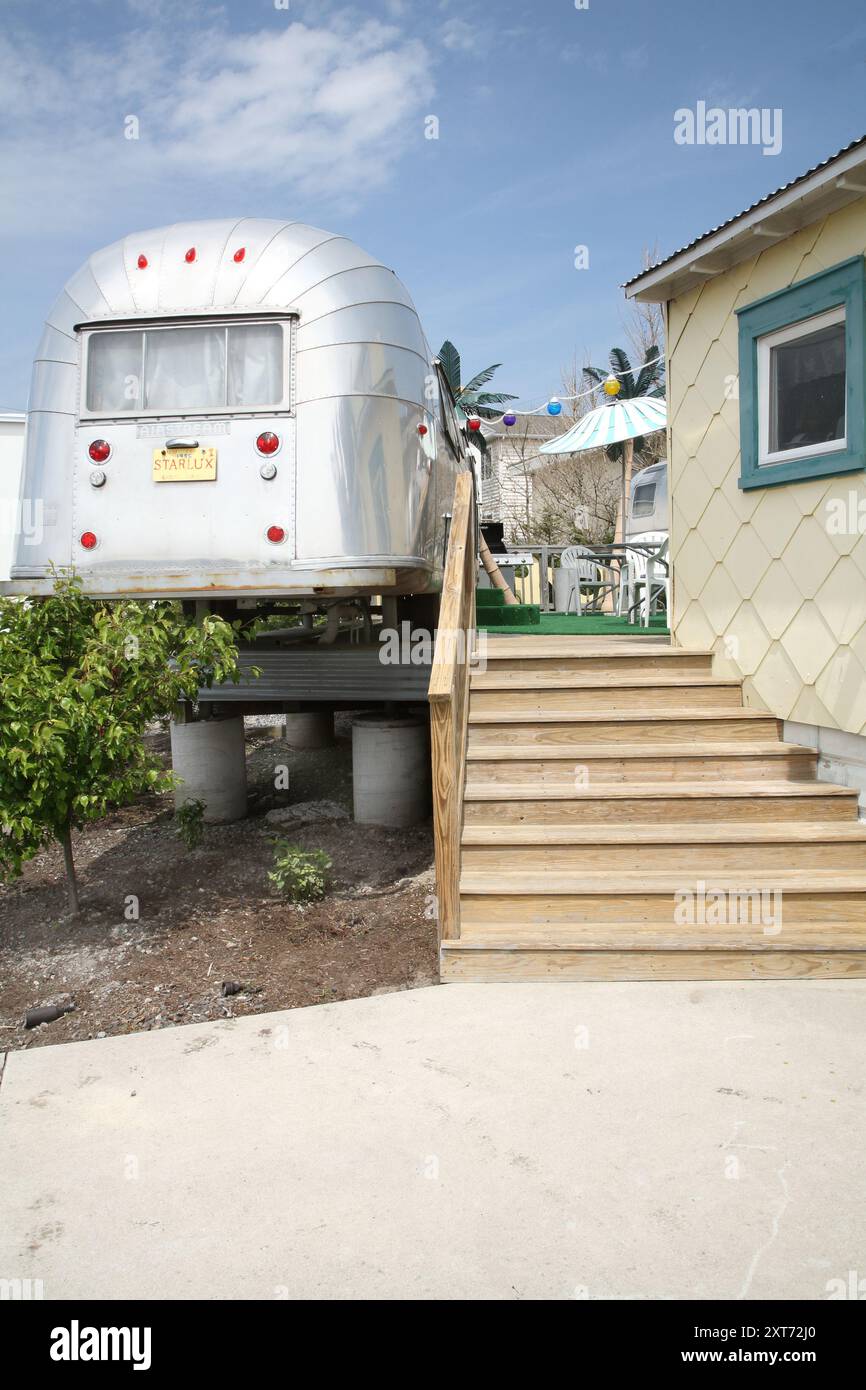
[227,323,283,407]
[769,319,846,453]
[86,331,143,412]
[143,325,226,411]
[632,483,656,517]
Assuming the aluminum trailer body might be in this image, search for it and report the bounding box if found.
[626,459,668,540]
[3,219,468,600]
[0,412,26,582]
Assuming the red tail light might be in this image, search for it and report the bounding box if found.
[256,431,280,456]
[89,439,111,463]
[80,531,98,550]
[266,525,286,544]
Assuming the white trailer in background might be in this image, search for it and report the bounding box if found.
[0,413,26,582]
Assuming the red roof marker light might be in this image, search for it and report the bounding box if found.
[185,247,196,263]
[137,254,148,269]
[233,247,246,263]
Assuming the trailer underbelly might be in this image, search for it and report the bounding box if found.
[1,561,436,601]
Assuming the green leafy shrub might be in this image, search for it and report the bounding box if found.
[175,798,206,850]
[268,842,332,902]
[0,570,246,913]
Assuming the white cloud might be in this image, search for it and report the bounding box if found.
[441,18,477,53]
[0,11,435,238]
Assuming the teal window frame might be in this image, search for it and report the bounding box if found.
[737,255,866,490]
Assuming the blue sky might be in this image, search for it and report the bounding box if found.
[1,0,865,411]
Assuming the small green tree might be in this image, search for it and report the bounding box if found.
[0,573,244,914]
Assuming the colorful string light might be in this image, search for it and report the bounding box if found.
[492,351,667,425]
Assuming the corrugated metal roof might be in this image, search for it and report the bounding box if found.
[624,134,866,290]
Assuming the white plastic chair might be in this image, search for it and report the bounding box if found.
[560,545,618,614]
[620,533,669,627]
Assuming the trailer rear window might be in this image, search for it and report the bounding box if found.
[84,321,286,415]
[632,482,657,518]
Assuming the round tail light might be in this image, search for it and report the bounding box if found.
[89,439,111,463]
[417,423,428,436]
[256,431,280,456]
[467,416,482,432]
[266,525,286,545]
[80,531,98,550]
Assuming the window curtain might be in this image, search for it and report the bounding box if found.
[86,331,144,412]
[87,322,284,412]
[144,325,226,411]
[774,322,845,389]
[227,323,282,407]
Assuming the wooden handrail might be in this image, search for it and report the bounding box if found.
[428,470,476,943]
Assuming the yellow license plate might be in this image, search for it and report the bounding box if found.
[152,447,217,482]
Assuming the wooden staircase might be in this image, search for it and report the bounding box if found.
[437,635,866,981]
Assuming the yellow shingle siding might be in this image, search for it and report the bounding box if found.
[668,198,866,735]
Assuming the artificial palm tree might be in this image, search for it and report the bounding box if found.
[437,341,520,605]
[582,345,665,544]
[437,340,517,422]
[581,346,665,462]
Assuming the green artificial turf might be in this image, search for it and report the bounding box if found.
[476,588,506,608]
[477,604,541,627]
[477,611,670,637]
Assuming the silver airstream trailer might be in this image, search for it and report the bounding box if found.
[626,459,668,540]
[3,219,469,619]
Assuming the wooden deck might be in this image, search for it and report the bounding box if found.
[436,634,866,981]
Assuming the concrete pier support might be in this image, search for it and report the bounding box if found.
[351,713,430,827]
[283,710,334,749]
[170,716,248,823]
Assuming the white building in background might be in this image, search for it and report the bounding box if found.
[477,414,569,539]
[0,413,26,581]
[478,412,622,544]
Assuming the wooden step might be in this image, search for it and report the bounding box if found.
[440,940,866,982]
[467,709,781,746]
[478,652,714,679]
[447,635,866,981]
[470,681,743,714]
[454,921,866,949]
[471,671,737,691]
[465,742,815,785]
[461,822,866,871]
[462,782,859,825]
[459,871,866,926]
[482,638,687,657]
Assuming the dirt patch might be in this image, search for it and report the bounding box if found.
[0,717,438,1051]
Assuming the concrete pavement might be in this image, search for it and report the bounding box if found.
[1,981,864,1300]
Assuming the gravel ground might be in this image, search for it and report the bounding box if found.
[0,716,438,1050]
